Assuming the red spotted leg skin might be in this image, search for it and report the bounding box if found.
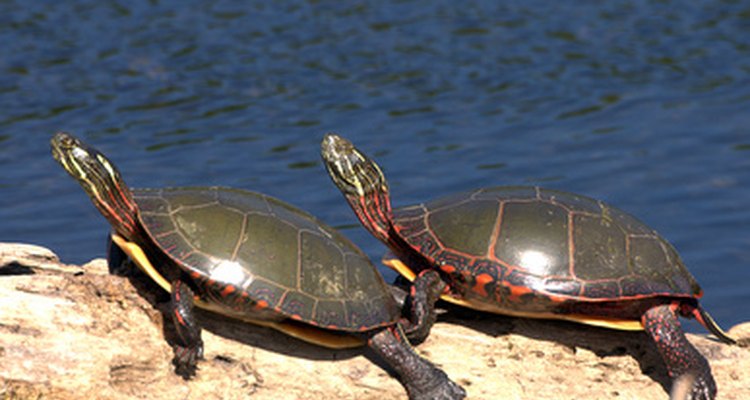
[367,324,466,400]
[171,279,204,378]
[642,303,715,400]
[401,269,446,344]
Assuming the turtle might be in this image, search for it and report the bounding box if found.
[320,133,736,400]
[50,132,465,400]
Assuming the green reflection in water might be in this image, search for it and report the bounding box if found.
[592,127,620,135]
[426,143,461,152]
[225,135,260,143]
[546,30,579,43]
[154,128,192,137]
[145,137,209,152]
[117,96,201,112]
[49,104,85,116]
[290,119,320,127]
[202,103,251,118]
[557,105,602,120]
[0,85,18,94]
[332,222,362,231]
[477,162,507,170]
[453,27,490,36]
[270,144,293,153]
[7,66,28,75]
[288,160,318,169]
[525,175,564,183]
[388,106,434,117]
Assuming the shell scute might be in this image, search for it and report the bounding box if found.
[393,186,701,304]
[134,187,399,331]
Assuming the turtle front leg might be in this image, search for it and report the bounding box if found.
[642,303,716,400]
[368,324,465,400]
[401,269,445,344]
[170,279,204,378]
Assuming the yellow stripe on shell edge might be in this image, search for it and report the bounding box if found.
[110,234,365,348]
[381,255,645,332]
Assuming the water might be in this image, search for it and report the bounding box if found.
[1,0,749,330]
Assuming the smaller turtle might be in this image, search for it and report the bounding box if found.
[320,133,736,400]
[51,132,465,400]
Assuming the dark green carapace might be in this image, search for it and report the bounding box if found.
[136,187,398,330]
[394,186,701,305]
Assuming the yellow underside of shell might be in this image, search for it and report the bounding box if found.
[382,256,645,331]
[111,234,365,349]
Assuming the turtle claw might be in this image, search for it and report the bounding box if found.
[172,342,204,379]
[406,376,466,400]
[669,371,715,400]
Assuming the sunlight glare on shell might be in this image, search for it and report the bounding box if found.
[210,259,248,287]
[518,249,552,275]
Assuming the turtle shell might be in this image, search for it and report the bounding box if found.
[391,186,702,309]
[133,187,399,332]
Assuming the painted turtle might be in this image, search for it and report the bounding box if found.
[320,133,736,400]
[51,132,465,400]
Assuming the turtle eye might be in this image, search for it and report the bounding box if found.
[61,135,74,148]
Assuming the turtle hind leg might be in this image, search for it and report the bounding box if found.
[368,324,465,400]
[642,303,716,400]
[400,269,445,344]
[170,279,204,378]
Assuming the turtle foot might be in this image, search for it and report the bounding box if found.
[169,279,204,378]
[368,326,465,400]
[172,343,204,379]
[405,374,466,400]
[669,370,716,400]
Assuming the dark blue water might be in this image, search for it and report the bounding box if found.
[1,1,749,330]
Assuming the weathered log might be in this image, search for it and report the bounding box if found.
[1,243,747,399]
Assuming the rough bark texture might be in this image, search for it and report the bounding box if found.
[1,242,748,400]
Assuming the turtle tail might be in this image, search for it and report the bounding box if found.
[692,305,736,345]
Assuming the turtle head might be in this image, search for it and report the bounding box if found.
[321,133,394,242]
[320,133,388,198]
[51,132,121,187]
[51,132,139,237]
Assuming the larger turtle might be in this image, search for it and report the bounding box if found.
[320,133,736,400]
[51,132,465,400]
